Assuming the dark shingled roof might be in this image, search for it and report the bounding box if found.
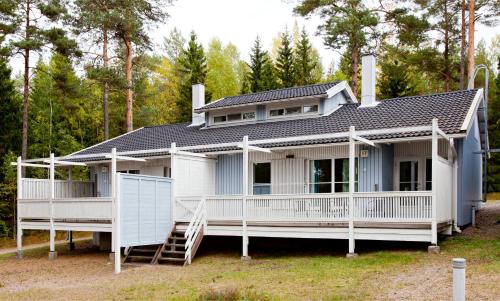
[71,89,478,157]
[195,81,341,111]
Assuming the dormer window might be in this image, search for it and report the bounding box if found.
[213,111,256,124]
[286,107,302,115]
[268,103,320,119]
[304,104,319,113]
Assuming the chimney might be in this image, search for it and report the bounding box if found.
[191,83,205,126]
[361,54,376,106]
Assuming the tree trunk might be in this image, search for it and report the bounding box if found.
[460,0,466,89]
[21,0,31,170]
[124,36,133,132]
[103,29,109,140]
[467,0,475,88]
[443,0,450,91]
[351,44,359,97]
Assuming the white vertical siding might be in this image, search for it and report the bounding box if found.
[175,155,216,196]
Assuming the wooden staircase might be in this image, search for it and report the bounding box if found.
[123,244,161,263]
[153,224,204,266]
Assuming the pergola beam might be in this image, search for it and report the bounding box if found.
[104,154,146,162]
[42,159,87,166]
[11,162,50,168]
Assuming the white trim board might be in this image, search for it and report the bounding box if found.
[460,89,483,133]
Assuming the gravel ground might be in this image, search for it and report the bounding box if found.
[0,203,498,300]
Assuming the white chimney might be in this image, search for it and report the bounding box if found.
[191,83,205,126]
[361,54,377,106]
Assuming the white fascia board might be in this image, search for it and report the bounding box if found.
[460,89,484,134]
[325,81,358,103]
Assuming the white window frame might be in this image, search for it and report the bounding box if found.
[267,102,321,119]
[394,156,426,191]
[212,111,256,125]
[307,157,359,193]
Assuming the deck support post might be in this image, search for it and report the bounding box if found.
[241,136,250,260]
[48,153,57,260]
[16,156,23,259]
[347,126,357,257]
[111,148,121,274]
[431,119,438,245]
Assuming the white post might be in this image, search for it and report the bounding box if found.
[112,148,121,274]
[170,143,177,224]
[241,135,250,260]
[49,153,57,260]
[16,156,23,259]
[347,126,357,257]
[431,119,438,246]
[452,258,466,301]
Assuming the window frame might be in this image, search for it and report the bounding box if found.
[253,162,271,195]
[212,111,256,124]
[307,158,359,194]
[267,102,320,119]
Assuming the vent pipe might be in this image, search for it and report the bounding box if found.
[361,55,377,106]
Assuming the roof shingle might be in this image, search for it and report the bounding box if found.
[71,89,478,157]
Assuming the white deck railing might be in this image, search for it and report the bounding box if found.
[21,178,95,199]
[184,198,207,265]
[175,191,433,224]
[18,197,113,220]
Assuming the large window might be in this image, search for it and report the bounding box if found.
[309,159,332,193]
[268,103,320,118]
[253,163,271,195]
[213,112,255,124]
[334,158,358,192]
[425,158,432,191]
[309,159,358,193]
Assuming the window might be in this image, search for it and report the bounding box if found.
[425,158,432,191]
[214,116,226,123]
[243,112,255,120]
[163,167,171,178]
[399,160,419,191]
[269,109,284,117]
[309,159,332,193]
[227,113,241,122]
[285,107,302,115]
[334,158,358,192]
[253,163,271,195]
[308,158,358,193]
[118,170,140,174]
[303,104,319,113]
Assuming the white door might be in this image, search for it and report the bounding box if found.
[394,157,425,191]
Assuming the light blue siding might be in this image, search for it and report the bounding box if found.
[321,93,346,115]
[256,105,266,121]
[119,174,172,247]
[359,145,393,192]
[457,117,482,226]
[95,164,110,197]
[216,154,243,195]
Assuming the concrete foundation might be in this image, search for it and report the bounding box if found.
[93,232,112,251]
[109,252,115,261]
[16,251,23,259]
[241,256,252,262]
[428,245,441,254]
[48,251,58,260]
[346,253,359,258]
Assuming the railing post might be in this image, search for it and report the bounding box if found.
[431,119,438,246]
[453,258,466,301]
[347,126,357,257]
[111,148,121,274]
[170,142,177,226]
[16,156,23,259]
[48,153,57,260]
[241,135,250,260]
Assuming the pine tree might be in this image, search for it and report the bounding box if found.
[276,30,295,87]
[248,37,278,92]
[176,31,208,122]
[294,28,317,86]
[378,58,416,99]
[0,58,21,160]
[0,0,80,162]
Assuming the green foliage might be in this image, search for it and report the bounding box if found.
[294,28,319,86]
[247,37,278,93]
[206,39,242,100]
[176,31,208,122]
[0,58,20,158]
[487,54,500,192]
[275,30,295,88]
[0,152,17,237]
[378,48,416,99]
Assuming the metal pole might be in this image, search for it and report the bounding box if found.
[453,258,466,301]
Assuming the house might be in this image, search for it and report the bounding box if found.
[14,55,488,273]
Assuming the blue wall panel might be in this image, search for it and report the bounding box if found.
[457,117,482,226]
[359,144,393,192]
[216,154,243,195]
[256,105,266,121]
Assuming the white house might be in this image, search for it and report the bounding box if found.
[14,55,488,273]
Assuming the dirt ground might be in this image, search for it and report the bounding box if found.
[0,203,498,301]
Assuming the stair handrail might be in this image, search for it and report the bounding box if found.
[184,197,206,264]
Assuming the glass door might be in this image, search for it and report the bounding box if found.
[399,160,419,191]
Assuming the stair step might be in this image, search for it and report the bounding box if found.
[163,250,185,255]
[131,249,157,253]
[127,255,155,260]
[158,257,185,263]
[166,243,185,247]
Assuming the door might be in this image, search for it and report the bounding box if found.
[398,160,419,191]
